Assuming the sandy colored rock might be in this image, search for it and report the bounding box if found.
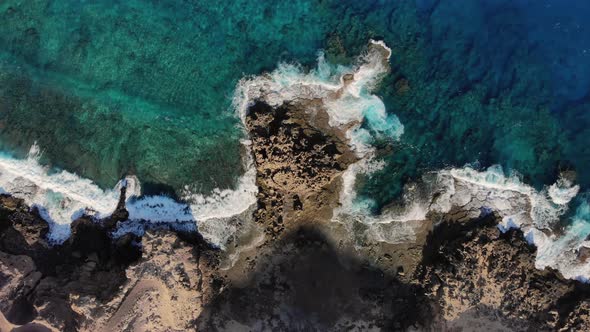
[1,97,590,331]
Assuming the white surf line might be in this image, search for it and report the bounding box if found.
[0,148,127,213]
[432,165,588,281]
[0,143,139,242]
[0,40,398,247]
[0,140,258,248]
[233,39,403,214]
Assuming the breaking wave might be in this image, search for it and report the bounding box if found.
[233,39,404,158]
[0,143,138,241]
[0,39,405,248]
[0,142,258,248]
[270,42,590,282]
[1,39,589,281]
[434,165,588,281]
[341,161,590,281]
[234,40,416,245]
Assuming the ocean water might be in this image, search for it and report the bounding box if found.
[1,0,590,278]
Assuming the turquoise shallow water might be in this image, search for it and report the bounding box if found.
[1,0,590,210]
[0,0,334,193]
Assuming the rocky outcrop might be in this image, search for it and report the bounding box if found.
[76,230,221,332]
[419,213,590,331]
[0,193,225,332]
[245,100,356,238]
[0,194,139,331]
[1,100,590,331]
[2,194,590,331]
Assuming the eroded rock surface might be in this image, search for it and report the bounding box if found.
[419,213,590,331]
[0,193,224,332]
[245,100,356,238]
[1,101,590,331]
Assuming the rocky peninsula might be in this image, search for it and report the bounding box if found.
[1,96,590,331]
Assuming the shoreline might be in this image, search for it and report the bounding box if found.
[1,190,589,330]
[1,40,590,330]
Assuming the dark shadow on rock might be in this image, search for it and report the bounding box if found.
[197,226,433,331]
[5,296,37,326]
[419,211,500,268]
[0,194,142,330]
[11,322,53,332]
[417,212,590,331]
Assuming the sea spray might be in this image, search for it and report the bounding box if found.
[233,39,404,158]
[0,140,258,247]
[2,40,589,282]
[0,142,140,241]
[233,40,414,244]
[405,165,589,280]
[340,161,589,280]
[294,43,590,279]
[125,143,259,248]
[0,40,401,248]
[445,166,589,280]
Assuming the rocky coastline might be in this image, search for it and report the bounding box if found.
[1,99,590,331]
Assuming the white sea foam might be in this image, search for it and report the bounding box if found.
[334,140,589,280]
[345,161,589,280]
[233,39,403,159]
[532,201,590,281]
[124,147,259,248]
[233,40,414,245]
[0,140,257,248]
[181,146,258,222]
[441,166,578,232]
[548,177,580,205]
[399,164,589,281]
[332,128,590,280]
[100,40,400,249]
[284,43,589,275]
[2,39,394,250]
[233,39,414,243]
[3,39,589,282]
[0,143,136,242]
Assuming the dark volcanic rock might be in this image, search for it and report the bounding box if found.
[0,192,223,331]
[418,213,590,331]
[245,100,356,238]
[2,179,590,331]
[0,194,140,331]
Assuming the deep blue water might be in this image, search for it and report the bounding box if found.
[360,0,590,210]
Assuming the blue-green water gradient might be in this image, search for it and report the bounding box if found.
[1,0,589,211]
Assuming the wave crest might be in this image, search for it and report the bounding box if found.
[0,141,258,248]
